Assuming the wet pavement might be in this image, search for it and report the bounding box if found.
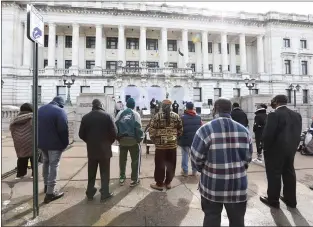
[1,142,313,226]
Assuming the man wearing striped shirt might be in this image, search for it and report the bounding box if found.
[191,98,253,227]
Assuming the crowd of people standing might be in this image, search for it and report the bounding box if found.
[9,93,313,226]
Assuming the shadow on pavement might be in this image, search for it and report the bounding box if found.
[106,190,192,226]
[270,208,292,226]
[288,207,311,226]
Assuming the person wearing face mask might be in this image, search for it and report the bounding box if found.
[191,98,253,227]
[79,99,117,202]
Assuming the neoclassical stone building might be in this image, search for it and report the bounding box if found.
[2,2,313,112]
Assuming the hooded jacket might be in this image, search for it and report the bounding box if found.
[38,98,69,151]
[253,108,267,134]
[178,110,202,147]
[231,107,249,127]
[10,112,33,158]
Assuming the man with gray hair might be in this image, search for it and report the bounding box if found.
[191,98,253,227]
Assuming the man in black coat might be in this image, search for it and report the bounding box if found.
[231,103,249,127]
[79,99,117,202]
[172,100,179,114]
[253,104,268,163]
[260,95,302,209]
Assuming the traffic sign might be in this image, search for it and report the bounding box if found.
[27,4,44,46]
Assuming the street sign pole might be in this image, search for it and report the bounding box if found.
[26,4,44,219]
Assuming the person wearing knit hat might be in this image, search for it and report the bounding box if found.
[178,101,202,177]
[149,99,183,191]
[79,99,117,201]
[115,97,143,187]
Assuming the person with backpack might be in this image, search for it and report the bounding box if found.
[253,104,268,163]
[115,98,144,187]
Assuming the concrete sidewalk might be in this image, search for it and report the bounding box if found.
[1,143,313,226]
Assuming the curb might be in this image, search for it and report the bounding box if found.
[1,143,74,179]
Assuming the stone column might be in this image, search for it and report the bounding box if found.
[221,32,228,72]
[140,26,147,64]
[48,23,56,68]
[230,43,236,73]
[118,25,125,65]
[23,21,32,67]
[202,31,208,72]
[182,29,189,67]
[213,42,219,72]
[161,27,168,67]
[71,23,80,70]
[240,33,247,73]
[195,42,202,72]
[257,35,264,74]
[95,24,103,68]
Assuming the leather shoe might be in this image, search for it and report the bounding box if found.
[44,191,64,204]
[86,188,97,201]
[309,186,313,190]
[260,196,280,209]
[280,196,296,208]
[100,192,114,202]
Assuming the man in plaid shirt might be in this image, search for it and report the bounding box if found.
[191,98,253,227]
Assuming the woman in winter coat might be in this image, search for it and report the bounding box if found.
[10,103,33,179]
[253,104,268,163]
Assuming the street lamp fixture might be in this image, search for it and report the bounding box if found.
[289,83,301,108]
[62,73,76,106]
[244,78,256,95]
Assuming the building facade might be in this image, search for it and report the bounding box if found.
[2,2,313,110]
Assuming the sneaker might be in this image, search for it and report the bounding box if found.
[15,176,24,180]
[252,158,263,164]
[100,192,114,202]
[181,169,188,177]
[130,179,140,187]
[150,183,164,191]
[44,191,64,204]
[119,177,126,186]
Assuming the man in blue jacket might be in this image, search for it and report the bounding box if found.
[178,102,202,177]
[38,96,69,204]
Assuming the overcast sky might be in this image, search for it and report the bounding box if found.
[144,2,313,15]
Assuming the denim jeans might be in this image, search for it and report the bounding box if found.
[181,146,196,173]
[42,150,62,194]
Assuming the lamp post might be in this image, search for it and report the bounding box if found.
[244,78,256,95]
[62,73,76,105]
[289,83,301,108]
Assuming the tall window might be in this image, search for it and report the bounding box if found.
[147,62,159,68]
[126,38,139,49]
[31,86,42,104]
[106,61,117,70]
[55,60,57,68]
[57,86,66,101]
[191,63,196,72]
[193,87,202,102]
[300,39,307,49]
[218,43,221,54]
[236,65,240,73]
[286,89,292,103]
[65,60,72,69]
[214,88,222,101]
[252,89,259,95]
[233,88,241,98]
[106,37,118,49]
[44,59,48,67]
[104,86,114,97]
[209,64,213,73]
[126,61,139,68]
[44,35,48,47]
[208,42,213,53]
[146,39,158,50]
[86,60,95,69]
[228,65,230,72]
[168,40,177,51]
[283,38,290,48]
[65,36,72,48]
[188,41,195,52]
[219,65,222,72]
[235,44,240,55]
[80,86,90,93]
[55,35,58,47]
[168,62,177,68]
[301,61,308,75]
[86,36,96,48]
[227,43,230,54]
[303,89,308,104]
[284,60,291,74]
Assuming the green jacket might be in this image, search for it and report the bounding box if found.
[115,108,143,146]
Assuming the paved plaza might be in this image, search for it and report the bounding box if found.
[1,139,313,226]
